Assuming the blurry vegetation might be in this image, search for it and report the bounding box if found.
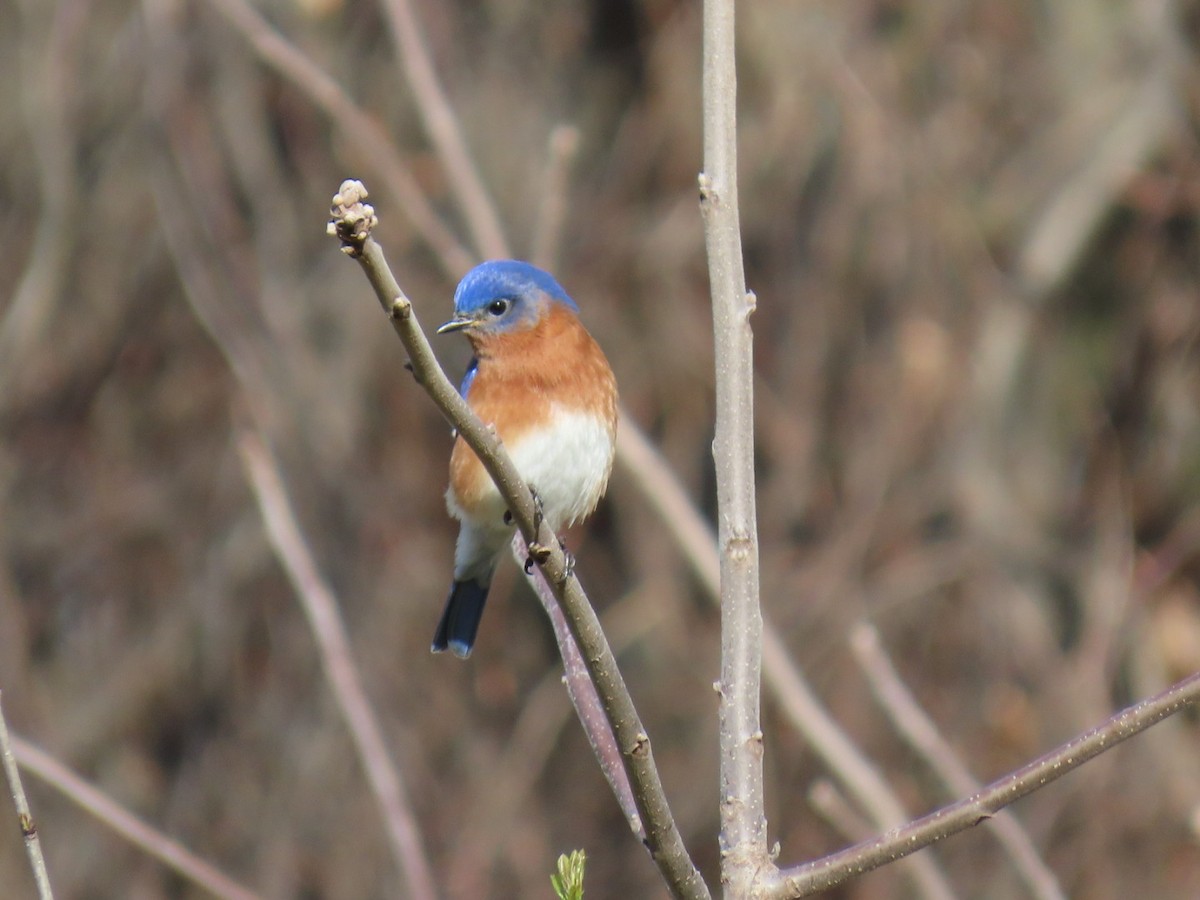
[1,0,1200,897]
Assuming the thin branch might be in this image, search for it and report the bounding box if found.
[850,622,1065,900]
[617,401,957,899]
[235,427,437,900]
[328,181,710,900]
[806,780,872,843]
[765,670,1200,898]
[802,778,956,900]
[0,692,53,900]
[379,0,509,259]
[760,630,957,900]
[453,585,667,895]
[700,0,767,890]
[1015,60,1178,298]
[0,0,85,400]
[512,533,642,836]
[201,0,473,278]
[530,125,581,271]
[10,732,257,900]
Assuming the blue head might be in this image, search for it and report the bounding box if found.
[437,260,578,337]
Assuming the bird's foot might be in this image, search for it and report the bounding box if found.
[559,539,575,579]
[525,541,553,573]
[529,488,545,532]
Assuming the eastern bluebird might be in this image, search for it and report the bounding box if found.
[431,260,618,658]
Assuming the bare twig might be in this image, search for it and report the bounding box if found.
[806,780,872,843]
[379,0,509,259]
[700,0,766,890]
[616,421,957,898]
[452,585,667,895]
[328,181,710,900]
[0,693,53,900]
[10,732,256,900]
[765,670,1200,897]
[1015,60,1178,297]
[530,125,581,271]
[0,0,86,403]
[235,428,437,900]
[850,622,1065,900]
[201,0,473,278]
[512,533,642,837]
[761,631,957,900]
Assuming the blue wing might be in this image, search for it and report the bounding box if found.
[449,357,479,438]
[459,357,479,398]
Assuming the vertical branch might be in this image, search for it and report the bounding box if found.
[699,0,768,891]
[0,692,54,900]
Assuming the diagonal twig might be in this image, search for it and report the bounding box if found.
[236,427,437,900]
[201,0,473,278]
[530,125,581,271]
[617,410,979,900]
[765,670,1200,897]
[511,533,641,836]
[378,0,509,260]
[10,730,256,900]
[328,181,711,900]
[850,622,1065,900]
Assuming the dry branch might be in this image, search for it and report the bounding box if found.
[328,180,710,900]
[0,692,52,900]
[236,428,437,900]
[766,670,1200,897]
[699,0,768,893]
[11,733,256,900]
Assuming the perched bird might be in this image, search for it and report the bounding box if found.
[432,260,618,658]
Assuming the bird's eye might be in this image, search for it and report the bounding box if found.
[487,299,510,316]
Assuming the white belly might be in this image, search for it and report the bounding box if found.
[448,406,615,532]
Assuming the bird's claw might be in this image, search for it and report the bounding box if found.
[524,540,573,581]
[529,488,545,531]
[525,542,553,575]
[559,539,575,579]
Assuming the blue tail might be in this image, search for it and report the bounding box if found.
[431,580,490,658]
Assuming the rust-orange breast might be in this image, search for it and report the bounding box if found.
[448,304,617,520]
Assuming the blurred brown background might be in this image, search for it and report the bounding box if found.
[3,0,1200,896]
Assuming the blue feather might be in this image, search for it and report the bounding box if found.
[459,356,478,398]
[431,579,490,658]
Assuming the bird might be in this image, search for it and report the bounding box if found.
[431,260,618,658]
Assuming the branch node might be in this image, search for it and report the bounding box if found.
[744,290,757,319]
[390,296,412,320]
